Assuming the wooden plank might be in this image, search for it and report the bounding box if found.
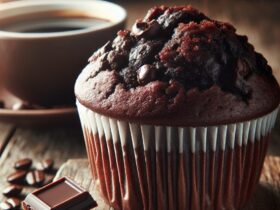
[244,156,280,210]
[55,156,280,210]
[0,124,86,203]
[0,122,16,156]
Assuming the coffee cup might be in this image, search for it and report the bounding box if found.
[0,0,126,106]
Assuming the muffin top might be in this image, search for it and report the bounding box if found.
[75,5,279,126]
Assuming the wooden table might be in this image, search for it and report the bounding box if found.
[0,0,279,209]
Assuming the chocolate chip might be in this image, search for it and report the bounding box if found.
[129,39,163,68]
[26,170,45,187]
[2,185,22,197]
[120,67,138,88]
[132,20,161,38]
[36,159,54,172]
[132,21,148,36]
[0,198,20,210]
[7,171,27,185]
[137,65,157,85]
[14,158,32,170]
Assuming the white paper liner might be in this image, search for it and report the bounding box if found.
[77,101,278,210]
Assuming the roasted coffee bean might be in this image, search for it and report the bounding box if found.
[2,185,22,197]
[36,159,54,172]
[12,101,46,110]
[7,199,20,209]
[26,170,45,187]
[14,158,32,170]
[12,102,36,110]
[0,198,20,210]
[0,201,12,210]
[7,171,27,185]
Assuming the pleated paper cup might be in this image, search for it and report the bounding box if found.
[77,101,278,210]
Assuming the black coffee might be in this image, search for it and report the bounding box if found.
[0,11,110,33]
[22,26,84,33]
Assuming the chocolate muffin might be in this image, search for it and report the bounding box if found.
[75,5,279,210]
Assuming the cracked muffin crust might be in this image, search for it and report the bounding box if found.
[75,5,279,126]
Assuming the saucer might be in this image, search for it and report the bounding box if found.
[0,87,77,124]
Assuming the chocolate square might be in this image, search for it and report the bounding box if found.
[22,177,96,210]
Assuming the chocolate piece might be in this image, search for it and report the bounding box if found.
[26,170,45,187]
[0,198,20,210]
[7,171,27,185]
[2,185,22,197]
[14,158,32,170]
[36,159,54,172]
[22,177,97,210]
[137,64,156,85]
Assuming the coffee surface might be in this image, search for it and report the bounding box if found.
[0,10,110,33]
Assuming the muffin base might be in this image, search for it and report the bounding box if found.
[77,102,278,210]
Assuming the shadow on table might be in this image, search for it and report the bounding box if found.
[269,116,280,157]
[245,182,280,210]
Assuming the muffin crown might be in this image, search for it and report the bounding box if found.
[75,5,279,126]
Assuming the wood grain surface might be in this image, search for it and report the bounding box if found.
[55,157,280,210]
[0,125,86,203]
[0,123,15,155]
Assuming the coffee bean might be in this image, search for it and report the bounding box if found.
[36,159,54,172]
[0,198,20,210]
[14,158,32,170]
[7,171,27,185]
[26,170,45,187]
[2,185,22,197]
[12,102,46,110]
[12,102,33,110]
[7,199,20,209]
[137,64,157,85]
[0,201,12,210]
